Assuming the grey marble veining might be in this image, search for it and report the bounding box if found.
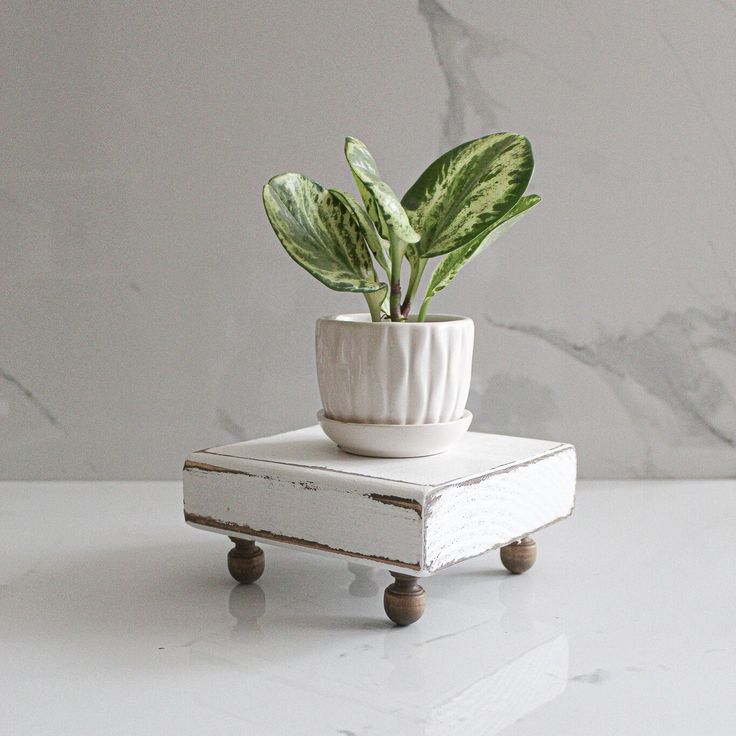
[2,1,735,478]
[419,0,506,150]
[419,0,579,152]
[485,306,736,476]
[0,367,59,428]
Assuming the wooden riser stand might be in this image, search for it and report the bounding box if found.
[184,426,575,625]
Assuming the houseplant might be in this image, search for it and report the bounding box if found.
[263,132,540,456]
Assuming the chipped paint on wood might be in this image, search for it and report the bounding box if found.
[367,493,422,516]
[183,427,576,575]
[183,459,424,568]
[184,459,274,481]
[186,460,418,511]
[423,446,576,573]
[184,511,420,570]
[425,509,575,571]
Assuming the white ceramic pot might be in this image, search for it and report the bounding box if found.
[315,314,474,456]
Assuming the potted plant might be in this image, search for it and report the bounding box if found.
[263,133,540,457]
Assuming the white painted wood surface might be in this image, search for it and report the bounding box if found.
[183,426,576,575]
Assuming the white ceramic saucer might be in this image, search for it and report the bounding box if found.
[317,410,473,458]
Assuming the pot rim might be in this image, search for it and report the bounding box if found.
[317,313,473,327]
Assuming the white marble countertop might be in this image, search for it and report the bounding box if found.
[2,480,734,735]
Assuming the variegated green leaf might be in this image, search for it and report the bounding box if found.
[402,133,534,259]
[364,284,389,322]
[346,156,386,239]
[263,173,385,293]
[343,136,389,239]
[424,195,540,301]
[329,188,391,276]
[405,240,420,268]
[345,137,420,244]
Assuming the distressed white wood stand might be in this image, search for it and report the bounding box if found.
[183,426,576,625]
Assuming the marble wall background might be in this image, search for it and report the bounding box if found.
[2,1,735,479]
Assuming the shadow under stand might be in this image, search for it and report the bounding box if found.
[183,425,575,625]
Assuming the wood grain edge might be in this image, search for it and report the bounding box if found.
[422,445,577,573]
[184,511,421,571]
[424,503,575,574]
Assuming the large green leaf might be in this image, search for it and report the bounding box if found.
[423,195,541,301]
[263,173,385,294]
[329,188,391,276]
[402,132,534,259]
[344,137,420,244]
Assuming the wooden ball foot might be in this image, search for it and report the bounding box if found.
[384,572,426,626]
[500,536,536,574]
[227,536,265,584]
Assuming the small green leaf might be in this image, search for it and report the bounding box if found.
[329,188,391,276]
[263,173,385,294]
[403,133,534,259]
[424,195,541,300]
[364,284,389,322]
[345,137,420,244]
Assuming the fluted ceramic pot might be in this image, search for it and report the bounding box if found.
[315,314,474,456]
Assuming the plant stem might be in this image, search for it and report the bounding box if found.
[389,231,404,322]
[401,257,427,318]
[417,297,431,323]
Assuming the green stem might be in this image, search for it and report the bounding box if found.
[389,231,404,322]
[401,257,427,318]
[418,297,431,323]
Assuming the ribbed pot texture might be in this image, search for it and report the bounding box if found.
[316,314,474,425]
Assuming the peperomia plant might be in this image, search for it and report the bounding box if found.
[263,133,540,322]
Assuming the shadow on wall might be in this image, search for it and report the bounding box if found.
[470,373,559,439]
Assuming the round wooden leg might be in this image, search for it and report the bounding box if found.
[500,536,537,574]
[227,537,265,584]
[383,572,426,625]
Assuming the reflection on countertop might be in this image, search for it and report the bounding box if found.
[1,480,734,735]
